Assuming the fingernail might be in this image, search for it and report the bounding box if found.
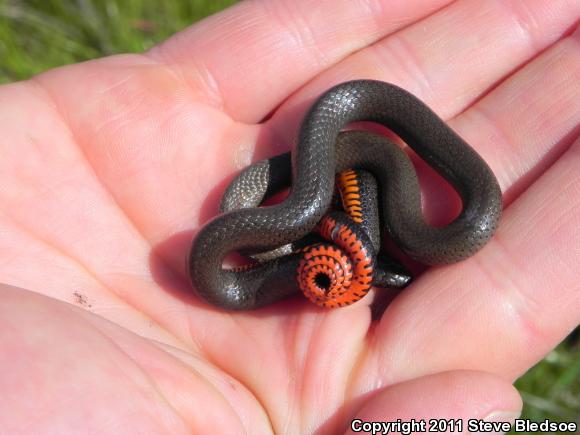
[482,411,521,435]
[484,410,520,422]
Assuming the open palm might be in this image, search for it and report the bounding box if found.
[1,0,579,433]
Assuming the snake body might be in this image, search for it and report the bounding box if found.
[188,80,503,310]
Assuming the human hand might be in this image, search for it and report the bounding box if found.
[1,0,578,433]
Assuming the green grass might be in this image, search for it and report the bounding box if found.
[512,339,579,427]
[0,0,578,427]
[0,0,237,83]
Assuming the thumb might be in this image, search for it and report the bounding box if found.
[345,371,522,435]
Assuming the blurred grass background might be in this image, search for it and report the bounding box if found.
[0,0,238,82]
[0,0,578,428]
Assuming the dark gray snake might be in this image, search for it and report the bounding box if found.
[188,80,502,310]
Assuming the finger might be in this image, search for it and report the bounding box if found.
[148,0,455,122]
[268,0,578,134]
[345,371,521,435]
[369,28,580,381]
[451,29,580,203]
[370,57,579,385]
[420,25,580,226]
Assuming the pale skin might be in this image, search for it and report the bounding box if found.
[0,0,579,433]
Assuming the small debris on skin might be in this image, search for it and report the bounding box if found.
[73,291,92,308]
